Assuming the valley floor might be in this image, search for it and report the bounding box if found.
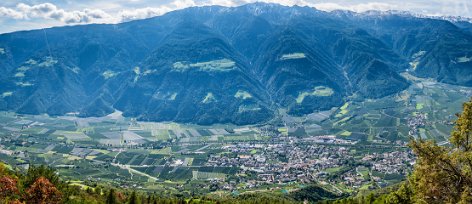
[0,73,470,197]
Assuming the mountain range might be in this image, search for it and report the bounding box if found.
[0,3,471,125]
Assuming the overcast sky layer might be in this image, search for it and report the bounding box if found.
[0,0,471,34]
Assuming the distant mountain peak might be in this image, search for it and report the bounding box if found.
[0,3,471,125]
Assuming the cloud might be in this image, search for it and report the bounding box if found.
[0,0,322,25]
[0,6,25,19]
[0,0,470,33]
[312,2,398,12]
[117,0,216,22]
[119,7,167,22]
[0,1,199,24]
[0,3,114,24]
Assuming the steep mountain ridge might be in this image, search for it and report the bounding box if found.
[0,3,470,124]
[334,12,472,85]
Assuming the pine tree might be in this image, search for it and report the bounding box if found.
[128,191,139,204]
[24,165,60,189]
[147,194,152,204]
[408,98,472,203]
[385,183,412,204]
[106,188,118,204]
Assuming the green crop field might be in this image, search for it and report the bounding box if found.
[192,171,226,180]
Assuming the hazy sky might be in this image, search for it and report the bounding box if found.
[1,0,471,34]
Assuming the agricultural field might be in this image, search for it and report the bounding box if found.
[296,86,334,103]
[0,72,470,194]
[280,53,306,60]
[282,72,470,143]
[173,59,236,72]
[0,110,270,192]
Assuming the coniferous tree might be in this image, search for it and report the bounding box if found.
[24,165,60,189]
[128,191,139,204]
[408,98,472,203]
[106,188,118,204]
